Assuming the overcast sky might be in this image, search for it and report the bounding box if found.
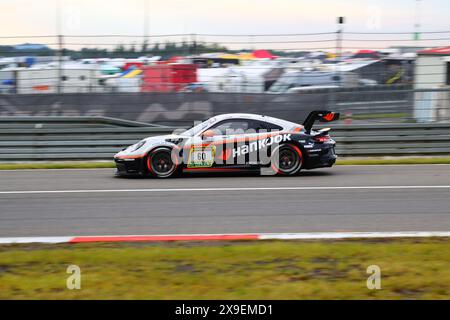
[1,0,449,49]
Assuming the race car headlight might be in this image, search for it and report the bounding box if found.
[131,140,146,152]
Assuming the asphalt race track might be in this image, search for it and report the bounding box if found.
[0,165,449,237]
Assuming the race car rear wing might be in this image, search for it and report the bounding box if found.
[303,110,340,134]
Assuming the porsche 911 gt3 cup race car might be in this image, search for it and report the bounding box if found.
[114,110,340,178]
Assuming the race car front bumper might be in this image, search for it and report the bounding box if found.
[114,157,146,176]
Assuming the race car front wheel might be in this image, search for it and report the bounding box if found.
[271,144,303,176]
[147,147,180,178]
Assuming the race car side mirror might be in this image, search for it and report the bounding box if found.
[201,129,216,139]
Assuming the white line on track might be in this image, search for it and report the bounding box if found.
[0,236,73,244]
[1,185,450,195]
[338,164,450,167]
[259,231,450,240]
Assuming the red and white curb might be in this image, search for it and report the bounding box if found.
[0,231,449,244]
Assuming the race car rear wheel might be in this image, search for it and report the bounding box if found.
[147,147,180,178]
[271,144,303,176]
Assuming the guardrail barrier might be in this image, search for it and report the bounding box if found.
[0,117,449,161]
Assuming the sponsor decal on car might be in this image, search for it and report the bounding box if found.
[232,134,292,158]
[188,146,216,168]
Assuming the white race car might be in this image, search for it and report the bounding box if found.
[114,111,339,178]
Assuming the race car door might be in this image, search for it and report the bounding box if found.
[200,119,269,168]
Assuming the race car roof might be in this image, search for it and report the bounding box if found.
[207,113,301,130]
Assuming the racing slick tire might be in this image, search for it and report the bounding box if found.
[146,147,181,178]
[270,143,303,176]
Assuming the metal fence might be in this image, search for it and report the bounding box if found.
[1,30,449,94]
[3,86,449,126]
[2,86,450,124]
[332,123,450,156]
[0,117,449,161]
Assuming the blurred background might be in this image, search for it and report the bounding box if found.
[0,0,449,160]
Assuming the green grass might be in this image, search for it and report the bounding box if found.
[0,162,116,170]
[337,157,450,165]
[0,238,448,299]
[1,157,450,170]
[350,113,408,120]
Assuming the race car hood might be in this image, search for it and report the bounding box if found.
[114,134,188,159]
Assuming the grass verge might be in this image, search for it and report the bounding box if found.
[1,157,450,170]
[0,162,116,170]
[0,157,450,170]
[336,157,450,165]
[350,113,408,120]
[0,238,448,299]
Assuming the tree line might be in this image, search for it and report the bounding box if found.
[0,41,300,60]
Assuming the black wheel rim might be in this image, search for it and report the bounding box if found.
[150,150,176,177]
[277,147,301,173]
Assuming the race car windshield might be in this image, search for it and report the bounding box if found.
[181,120,210,136]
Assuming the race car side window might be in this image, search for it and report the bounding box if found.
[260,121,283,132]
[208,119,281,135]
[238,120,280,133]
[209,120,250,135]
[249,120,267,133]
